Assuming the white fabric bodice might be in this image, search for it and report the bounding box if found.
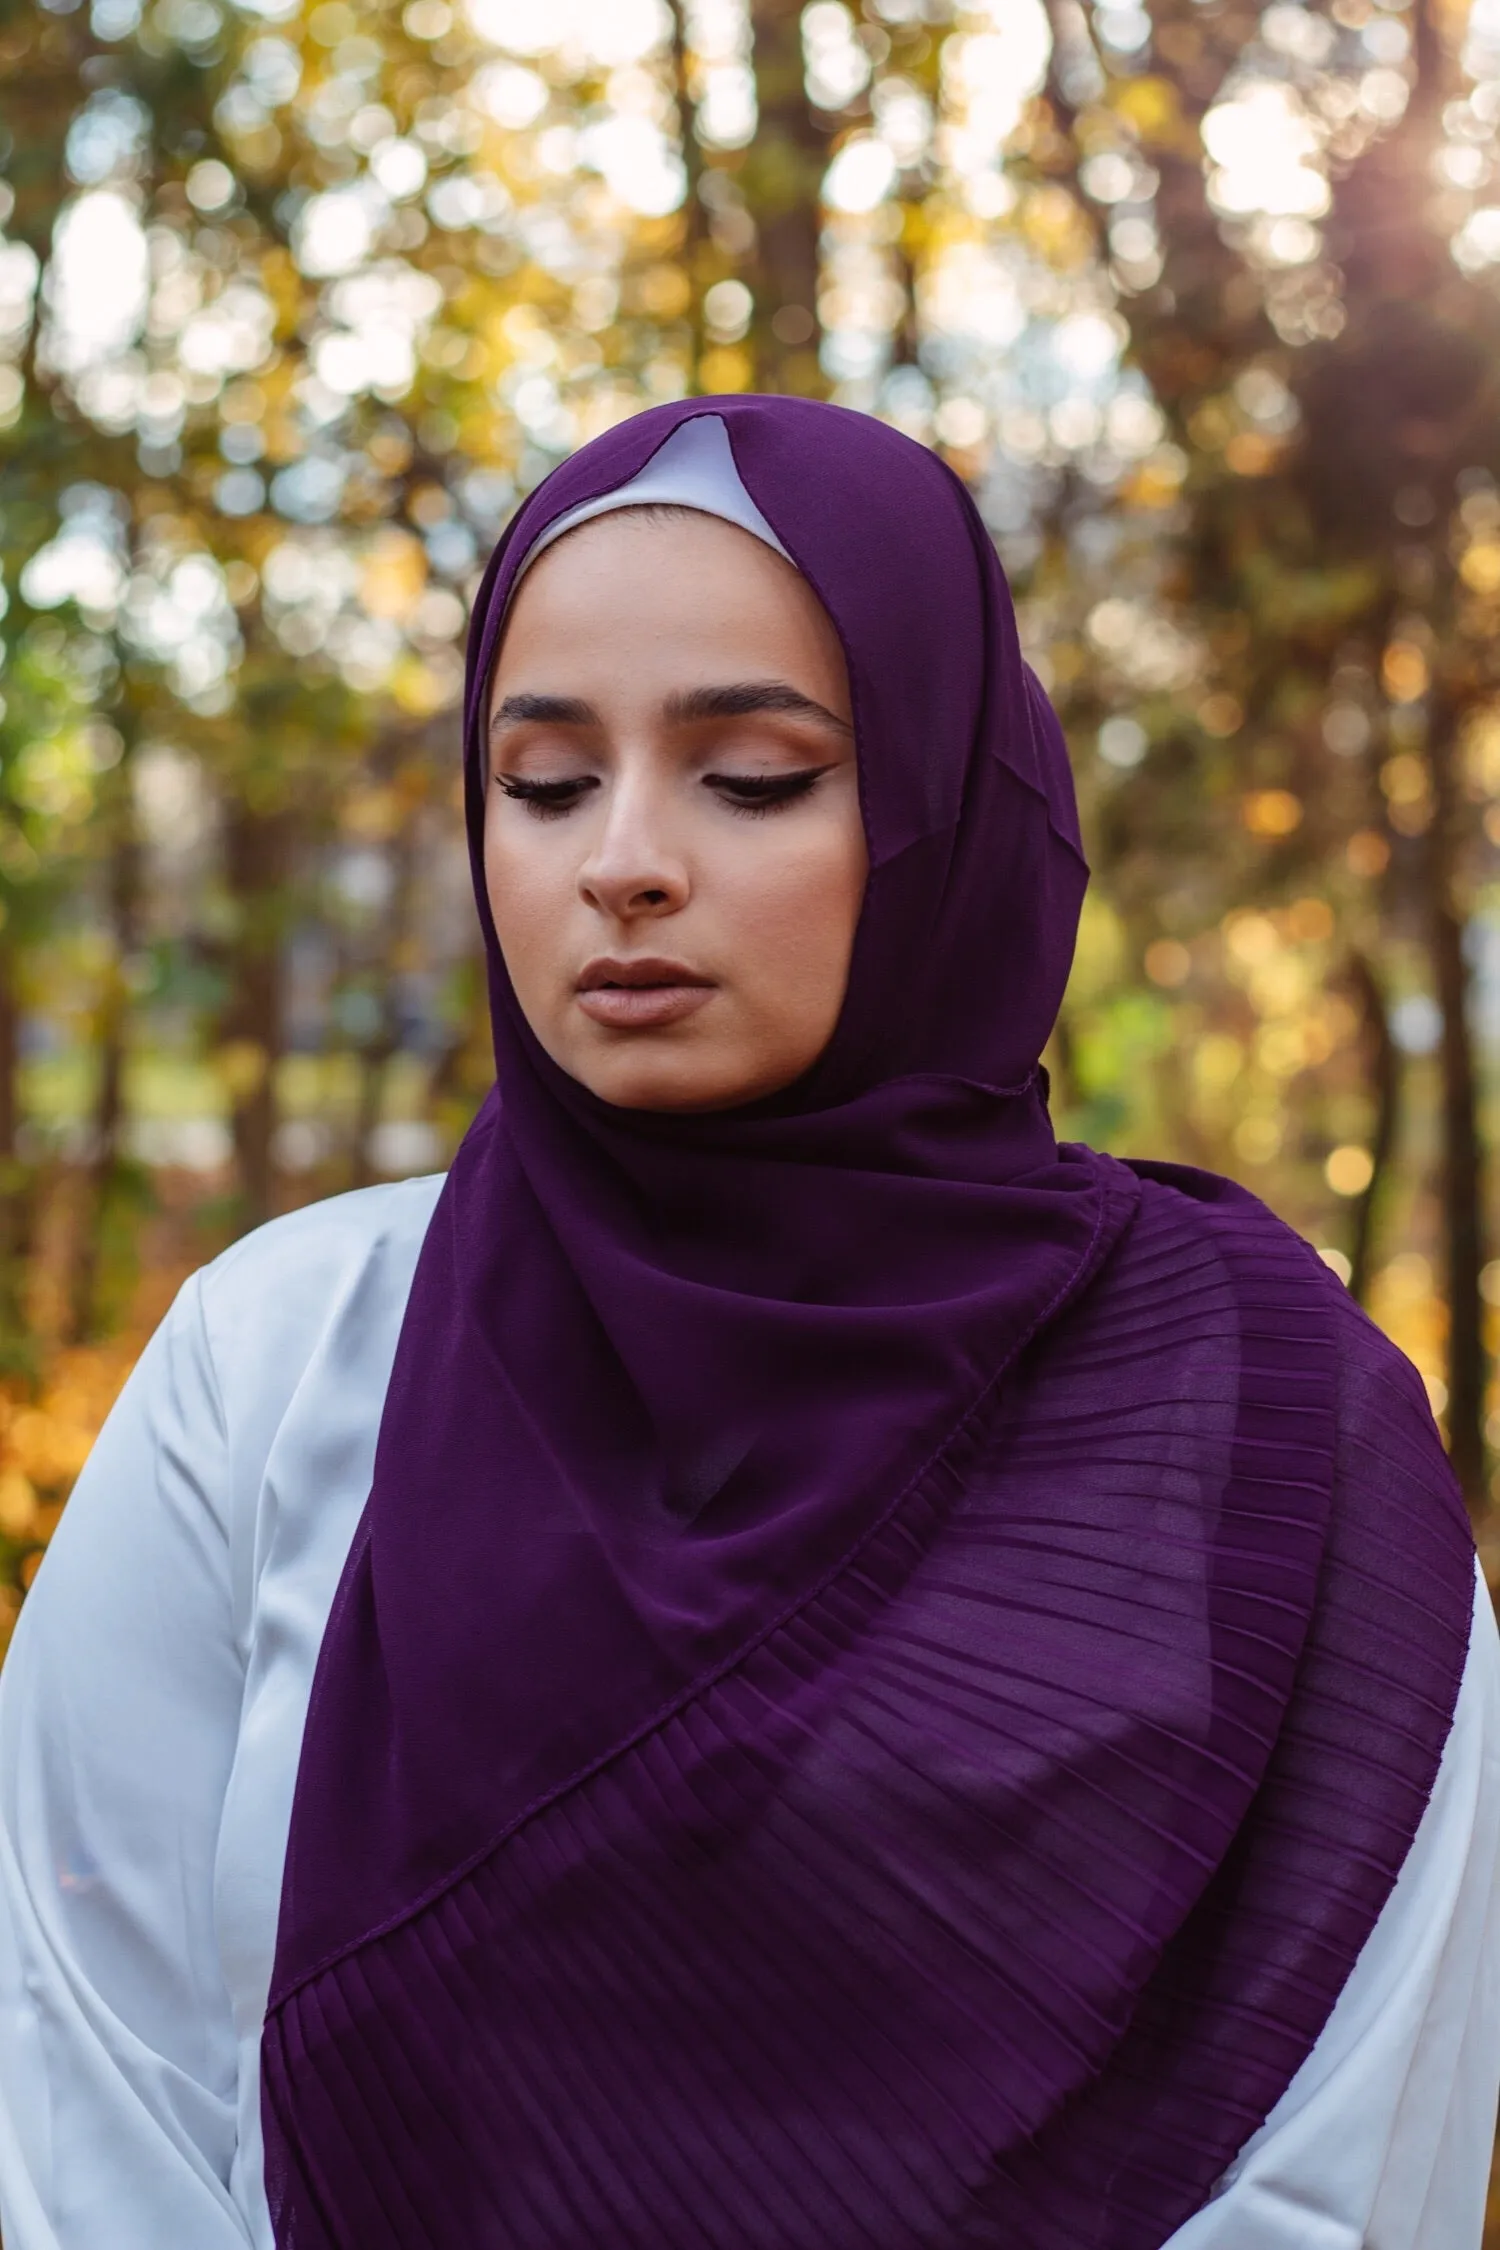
[0,1177,1496,2249]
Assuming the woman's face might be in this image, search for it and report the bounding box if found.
[484,509,867,1113]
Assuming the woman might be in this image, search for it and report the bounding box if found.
[0,397,1494,2250]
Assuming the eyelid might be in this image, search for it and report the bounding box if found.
[705,764,834,790]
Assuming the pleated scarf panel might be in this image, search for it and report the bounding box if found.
[263,1162,1473,2250]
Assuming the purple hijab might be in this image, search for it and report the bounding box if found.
[263,398,1475,2248]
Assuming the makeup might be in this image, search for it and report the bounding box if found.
[575,956,716,1030]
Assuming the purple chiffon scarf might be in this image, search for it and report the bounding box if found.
[262,398,1475,2249]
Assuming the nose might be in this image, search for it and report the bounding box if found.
[575,781,690,923]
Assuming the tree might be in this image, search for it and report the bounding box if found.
[1001,0,1500,1498]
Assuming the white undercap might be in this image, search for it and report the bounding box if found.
[509,413,795,596]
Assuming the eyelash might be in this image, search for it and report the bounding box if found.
[495,777,593,821]
[494,770,829,822]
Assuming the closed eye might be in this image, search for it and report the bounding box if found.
[706,766,834,817]
[495,774,599,819]
[495,765,836,822]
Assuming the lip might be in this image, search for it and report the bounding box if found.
[575,955,717,1031]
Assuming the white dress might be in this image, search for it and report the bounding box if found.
[0,1178,1495,2250]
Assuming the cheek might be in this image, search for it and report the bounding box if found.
[713,823,865,1013]
[483,811,565,992]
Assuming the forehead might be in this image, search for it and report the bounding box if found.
[505,506,795,608]
[490,510,847,685]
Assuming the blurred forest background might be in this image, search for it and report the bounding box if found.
[2,0,1500,2083]
[2,0,1500,2219]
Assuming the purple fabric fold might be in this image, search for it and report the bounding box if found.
[263,399,1475,2249]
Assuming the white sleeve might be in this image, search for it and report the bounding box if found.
[1166,1559,1500,2250]
[0,1271,252,2250]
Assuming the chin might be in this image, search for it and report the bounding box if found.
[568,1044,761,1115]
[587,1068,746,1115]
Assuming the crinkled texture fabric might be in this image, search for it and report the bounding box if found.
[263,400,1475,2249]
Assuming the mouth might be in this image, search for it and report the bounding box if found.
[575,957,717,1031]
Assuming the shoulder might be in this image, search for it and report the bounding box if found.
[1128,1154,1443,1406]
[1113,1154,1476,1793]
[1119,1153,1472,1562]
[192,1174,446,1434]
[198,1173,445,1319]
[1126,1156,1435,1395]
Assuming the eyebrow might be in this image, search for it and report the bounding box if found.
[490,692,598,731]
[664,682,854,735]
[488,681,853,737]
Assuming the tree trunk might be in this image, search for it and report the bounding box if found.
[1044,1011,1078,1123]
[1343,948,1400,1309]
[1425,696,1486,1506]
[889,225,921,371]
[668,0,710,386]
[0,929,33,1372]
[218,802,293,1230]
[421,943,488,1143]
[67,764,141,1343]
[0,937,17,1174]
[349,827,418,1191]
[746,0,827,394]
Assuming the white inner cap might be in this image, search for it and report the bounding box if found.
[510,413,796,595]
